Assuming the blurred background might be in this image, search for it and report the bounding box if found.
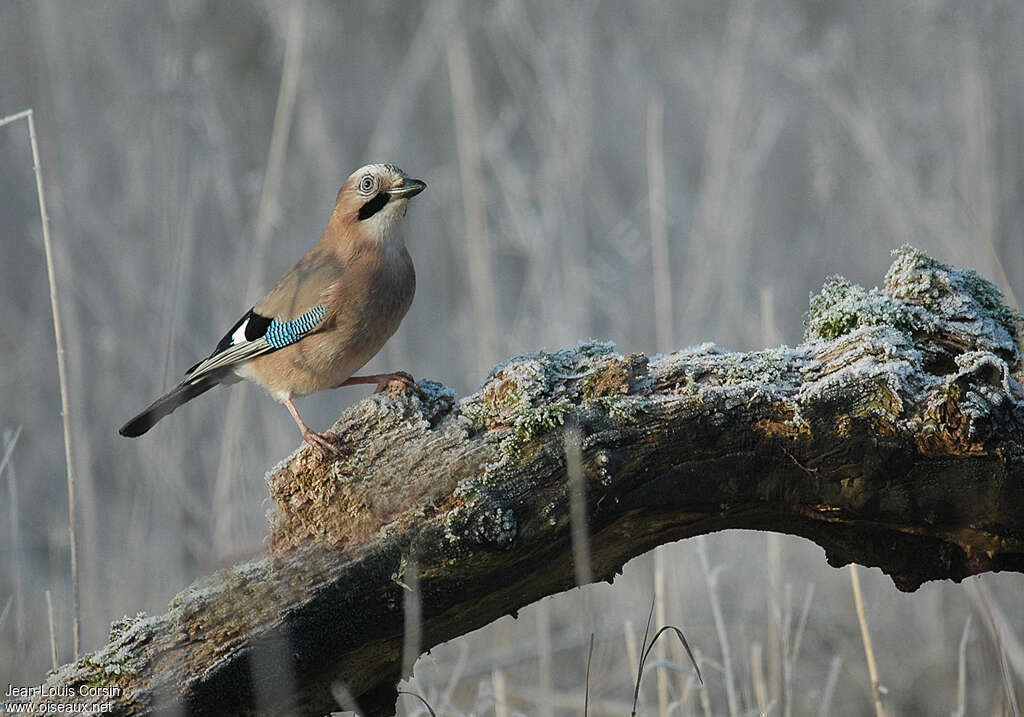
[2,1,1023,714]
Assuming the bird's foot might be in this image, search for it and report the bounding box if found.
[302,428,349,457]
[372,370,420,395]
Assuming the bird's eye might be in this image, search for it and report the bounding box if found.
[360,176,375,193]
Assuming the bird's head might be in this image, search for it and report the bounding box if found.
[336,163,426,242]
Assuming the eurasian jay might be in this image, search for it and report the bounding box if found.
[120,163,425,453]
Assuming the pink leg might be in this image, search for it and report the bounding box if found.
[338,371,418,394]
[284,396,343,455]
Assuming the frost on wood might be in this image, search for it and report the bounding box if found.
[14,247,1024,717]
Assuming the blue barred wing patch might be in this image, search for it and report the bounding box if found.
[264,305,327,349]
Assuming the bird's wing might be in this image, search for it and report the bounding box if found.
[183,248,343,381]
[184,304,328,380]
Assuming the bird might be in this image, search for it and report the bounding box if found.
[119,163,425,454]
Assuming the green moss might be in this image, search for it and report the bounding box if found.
[886,245,1021,344]
[576,339,616,358]
[82,651,136,684]
[580,376,600,401]
[108,612,147,642]
[83,675,112,688]
[514,399,576,442]
[720,349,789,385]
[459,379,526,432]
[959,269,1020,339]
[590,394,647,422]
[889,244,939,272]
[884,245,944,312]
[805,276,918,342]
[944,379,963,402]
[538,341,615,379]
[82,669,120,687]
[458,402,490,432]
[536,348,581,378]
[504,399,578,460]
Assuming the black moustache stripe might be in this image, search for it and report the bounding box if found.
[358,191,390,220]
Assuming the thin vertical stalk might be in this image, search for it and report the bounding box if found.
[0,108,79,658]
[696,647,714,716]
[492,667,509,717]
[365,0,459,374]
[366,0,458,162]
[35,106,80,658]
[954,616,972,717]
[213,1,306,556]
[751,642,768,713]
[957,29,1019,311]
[684,0,757,337]
[967,577,1021,716]
[564,425,592,586]
[654,547,670,717]
[584,633,595,717]
[817,656,842,717]
[401,557,422,679]
[252,2,307,268]
[46,590,58,670]
[2,426,24,659]
[624,618,641,711]
[536,600,554,717]
[849,564,885,717]
[697,536,739,717]
[647,95,673,353]
[447,28,499,376]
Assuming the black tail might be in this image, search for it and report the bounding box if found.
[119,376,221,437]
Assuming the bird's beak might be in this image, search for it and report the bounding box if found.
[389,177,426,199]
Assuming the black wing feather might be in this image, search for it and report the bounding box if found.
[186,308,273,375]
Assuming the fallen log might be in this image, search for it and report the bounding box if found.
[12,247,1024,716]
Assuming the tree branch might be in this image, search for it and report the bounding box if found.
[14,247,1024,716]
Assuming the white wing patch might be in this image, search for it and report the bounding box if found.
[230,320,250,346]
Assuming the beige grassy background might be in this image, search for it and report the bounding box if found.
[1,1,1022,714]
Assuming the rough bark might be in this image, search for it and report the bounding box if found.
[11,247,1024,716]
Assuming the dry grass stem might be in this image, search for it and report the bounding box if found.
[492,667,509,717]
[447,27,499,375]
[584,632,595,716]
[752,642,768,712]
[698,536,739,717]
[624,618,641,711]
[849,564,885,717]
[647,95,673,352]
[817,656,842,717]
[632,600,703,717]
[396,690,438,717]
[684,0,757,336]
[402,557,422,680]
[954,615,972,717]
[212,0,307,557]
[697,647,713,716]
[45,589,57,670]
[0,596,11,629]
[2,426,24,657]
[967,578,1022,716]
[654,547,670,716]
[0,108,80,659]
[536,600,554,717]
[565,425,592,586]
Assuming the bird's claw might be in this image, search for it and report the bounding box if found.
[373,371,421,396]
[302,429,349,457]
